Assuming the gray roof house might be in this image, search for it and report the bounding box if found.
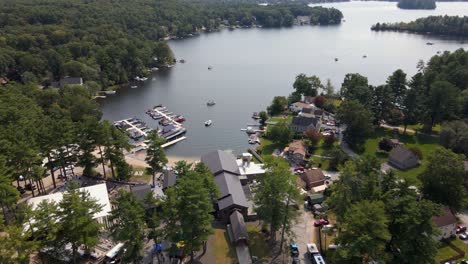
[228,210,249,246]
[51,76,83,88]
[388,146,419,170]
[291,116,321,134]
[162,170,177,189]
[202,150,240,176]
[201,150,249,222]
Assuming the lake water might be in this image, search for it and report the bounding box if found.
[100,1,468,158]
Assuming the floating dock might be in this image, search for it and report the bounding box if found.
[161,136,187,148]
[116,118,149,137]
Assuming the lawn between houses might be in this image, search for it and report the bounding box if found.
[362,127,440,185]
[436,237,468,263]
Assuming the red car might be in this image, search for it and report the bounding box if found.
[294,166,305,171]
[319,218,330,225]
[457,225,467,234]
[314,220,322,227]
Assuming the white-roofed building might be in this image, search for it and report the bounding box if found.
[236,153,265,183]
[27,183,111,228]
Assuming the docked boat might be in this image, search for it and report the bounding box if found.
[246,126,256,134]
[426,42,434,45]
[207,100,216,106]
[161,120,171,126]
[150,67,159,71]
[180,59,186,63]
[252,112,260,119]
[131,86,138,89]
[205,120,212,126]
[175,115,186,122]
[103,90,116,95]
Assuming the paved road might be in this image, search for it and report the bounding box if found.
[337,125,358,158]
[290,208,317,264]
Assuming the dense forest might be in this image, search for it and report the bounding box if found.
[397,0,436,9]
[372,15,468,37]
[0,0,342,90]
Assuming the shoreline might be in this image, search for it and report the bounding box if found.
[125,151,200,169]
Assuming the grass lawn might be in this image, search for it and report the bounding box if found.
[212,228,236,264]
[436,238,468,263]
[405,123,441,134]
[246,223,270,262]
[363,127,440,185]
[258,137,285,157]
[268,115,293,123]
[309,157,331,171]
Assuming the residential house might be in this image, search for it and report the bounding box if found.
[388,145,419,170]
[28,183,111,228]
[227,210,249,246]
[291,116,321,134]
[299,168,325,191]
[201,150,249,222]
[51,76,83,88]
[432,207,457,240]
[130,184,165,209]
[290,102,312,113]
[162,170,177,190]
[287,140,307,164]
[314,109,324,120]
[295,16,311,25]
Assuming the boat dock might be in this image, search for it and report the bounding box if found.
[147,107,184,129]
[115,118,149,137]
[161,136,187,148]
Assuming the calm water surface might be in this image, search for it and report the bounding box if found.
[100,1,468,158]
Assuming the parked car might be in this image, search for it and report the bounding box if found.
[457,225,466,234]
[459,233,468,240]
[314,220,322,227]
[294,166,305,172]
[16,186,25,194]
[290,243,299,257]
[25,183,36,191]
[319,218,330,225]
[324,175,331,180]
[460,260,468,264]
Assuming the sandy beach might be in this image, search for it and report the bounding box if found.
[124,150,200,168]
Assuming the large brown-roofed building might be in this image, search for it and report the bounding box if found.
[299,169,325,190]
[291,116,321,134]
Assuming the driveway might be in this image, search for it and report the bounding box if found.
[289,208,317,264]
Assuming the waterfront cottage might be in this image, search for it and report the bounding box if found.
[432,207,457,240]
[290,102,312,113]
[388,145,419,170]
[291,116,321,134]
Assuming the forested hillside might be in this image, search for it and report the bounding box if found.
[0,0,342,90]
[372,16,468,37]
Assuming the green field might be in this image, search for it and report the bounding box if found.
[436,238,468,263]
[363,127,440,185]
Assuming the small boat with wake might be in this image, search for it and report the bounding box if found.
[207,100,216,106]
[205,120,212,126]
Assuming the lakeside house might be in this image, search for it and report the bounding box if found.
[236,153,265,183]
[51,76,83,88]
[27,183,112,228]
[432,207,457,241]
[162,170,177,190]
[299,168,326,191]
[295,16,311,25]
[388,145,419,170]
[286,140,307,164]
[304,96,316,105]
[130,184,165,209]
[290,102,312,113]
[291,116,321,134]
[299,107,315,118]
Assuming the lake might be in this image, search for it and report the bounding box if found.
[100,1,468,158]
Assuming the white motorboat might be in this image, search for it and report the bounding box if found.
[205,120,212,126]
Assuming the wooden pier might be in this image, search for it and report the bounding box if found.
[161,136,187,148]
[116,119,149,137]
